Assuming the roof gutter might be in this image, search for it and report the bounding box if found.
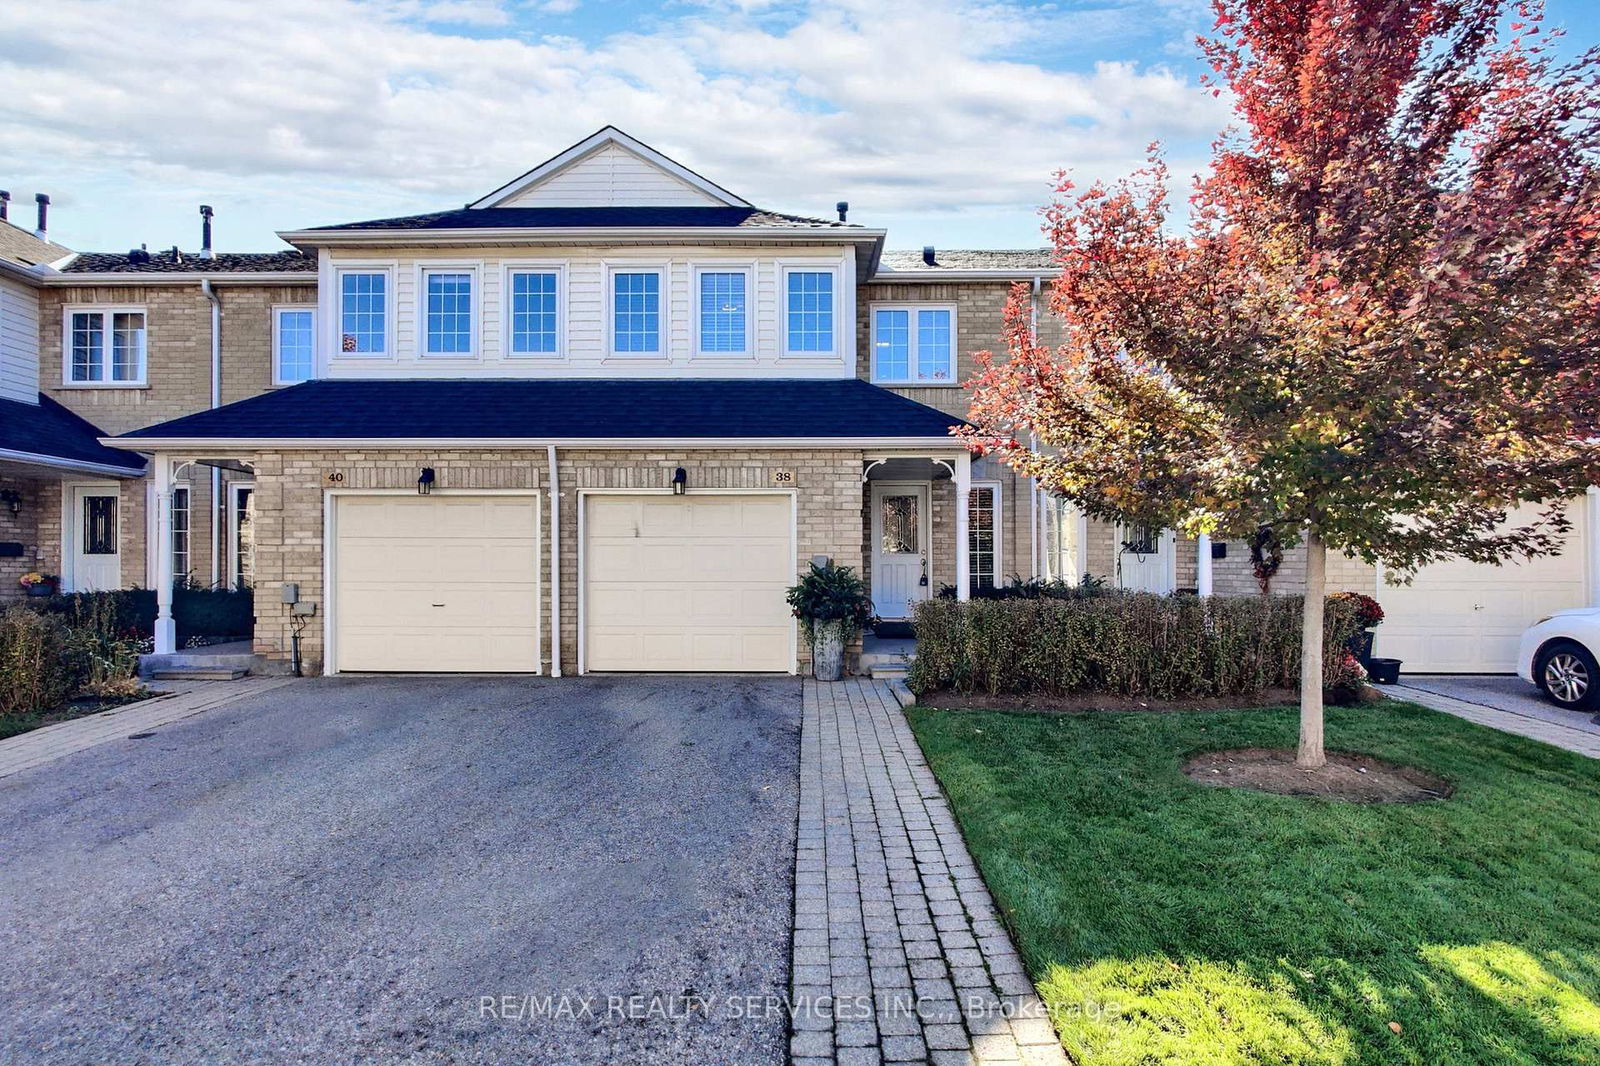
[101,435,966,452]
[37,271,317,286]
[276,226,885,246]
[870,269,1058,281]
[0,447,146,479]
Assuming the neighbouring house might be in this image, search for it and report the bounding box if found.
[2,128,1593,674]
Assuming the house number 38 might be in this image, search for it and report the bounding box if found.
[771,470,795,485]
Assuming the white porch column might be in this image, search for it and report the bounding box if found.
[954,451,972,601]
[1197,532,1214,596]
[153,454,176,654]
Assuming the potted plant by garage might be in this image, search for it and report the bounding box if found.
[1332,591,1400,681]
[786,562,874,682]
[19,572,58,598]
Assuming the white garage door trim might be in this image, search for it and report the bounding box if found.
[323,489,543,676]
[577,488,798,675]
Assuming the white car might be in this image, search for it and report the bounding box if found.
[1518,608,1600,710]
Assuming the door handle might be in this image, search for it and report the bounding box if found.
[431,603,446,608]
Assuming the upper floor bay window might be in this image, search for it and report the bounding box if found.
[785,269,835,354]
[65,308,146,385]
[872,305,955,384]
[508,269,560,356]
[696,268,750,356]
[273,307,315,385]
[423,269,474,356]
[611,268,662,354]
[338,271,388,355]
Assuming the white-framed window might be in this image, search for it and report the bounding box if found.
[1043,495,1083,584]
[506,266,563,357]
[694,265,752,357]
[337,270,389,356]
[784,268,836,355]
[871,304,956,384]
[608,266,665,355]
[422,267,476,357]
[64,307,146,386]
[273,306,316,385]
[968,482,1002,590]
[171,484,191,583]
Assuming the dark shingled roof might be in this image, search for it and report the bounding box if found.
[879,249,1057,272]
[62,249,316,274]
[0,394,146,472]
[117,379,963,441]
[305,206,857,232]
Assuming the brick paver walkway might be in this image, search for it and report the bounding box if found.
[0,677,299,779]
[794,679,1067,1066]
[1390,683,1600,759]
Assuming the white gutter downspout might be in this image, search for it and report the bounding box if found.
[201,279,222,587]
[1028,276,1042,579]
[547,445,562,677]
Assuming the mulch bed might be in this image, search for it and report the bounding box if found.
[1183,747,1454,803]
[918,687,1304,713]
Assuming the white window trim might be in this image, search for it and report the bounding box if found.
[870,302,960,385]
[272,304,317,386]
[501,261,567,361]
[968,479,1003,588]
[604,263,669,360]
[691,263,755,360]
[61,306,148,388]
[417,263,481,359]
[332,265,394,360]
[228,481,256,591]
[779,263,843,360]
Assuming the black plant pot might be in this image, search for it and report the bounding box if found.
[1367,658,1402,685]
[1347,629,1375,664]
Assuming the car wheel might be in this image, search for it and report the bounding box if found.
[1537,641,1600,710]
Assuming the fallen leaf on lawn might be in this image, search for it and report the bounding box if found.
[1388,1021,1403,1034]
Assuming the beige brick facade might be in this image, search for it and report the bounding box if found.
[0,475,46,604]
[237,448,867,676]
[35,281,306,591]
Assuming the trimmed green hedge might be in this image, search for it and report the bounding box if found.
[906,593,1362,699]
[31,585,254,646]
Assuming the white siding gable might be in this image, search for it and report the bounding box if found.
[498,143,724,208]
[0,275,40,404]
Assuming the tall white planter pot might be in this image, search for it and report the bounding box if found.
[811,619,847,682]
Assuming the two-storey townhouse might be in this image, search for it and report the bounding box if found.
[14,126,1587,675]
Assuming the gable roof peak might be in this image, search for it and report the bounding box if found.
[469,126,752,211]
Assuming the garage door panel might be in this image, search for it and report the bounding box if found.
[1377,501,1587,672]
[584,494,792,673]
[334,495,540,673]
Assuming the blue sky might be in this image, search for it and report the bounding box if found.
[0,0,1594,256]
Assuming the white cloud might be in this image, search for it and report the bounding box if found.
[0,0,1227,250]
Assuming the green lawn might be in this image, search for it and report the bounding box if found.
[908,702,1600,1066]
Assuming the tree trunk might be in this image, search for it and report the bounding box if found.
[1297,528,1327,770]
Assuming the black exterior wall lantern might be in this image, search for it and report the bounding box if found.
[417,467,436,495]
[0,490,19,517]
[672,467,687,495]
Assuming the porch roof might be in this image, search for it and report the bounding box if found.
[108,379,967,447]
[0,394,146,476]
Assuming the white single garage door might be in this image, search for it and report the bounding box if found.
[584,494,793,672]
[1377,501,1589,672]
[333,495,541,673]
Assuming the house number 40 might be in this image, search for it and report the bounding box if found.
[325,471,345,484]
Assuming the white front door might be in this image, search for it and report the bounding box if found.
[69,486,121,591]
[1116,522,1174,593]
[871,483,931,619]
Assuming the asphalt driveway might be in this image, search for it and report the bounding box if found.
[0,675,801,1065]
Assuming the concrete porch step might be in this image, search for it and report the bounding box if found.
[151,668,249,681]
[139,644,264,680]
[869,664,909,680]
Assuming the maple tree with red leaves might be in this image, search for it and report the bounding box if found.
[961,0,1600,768]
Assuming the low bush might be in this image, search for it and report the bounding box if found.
[907,593,1362,699]
[0,599,145,717]
[937,574,1113,601]
[32,583,254,644]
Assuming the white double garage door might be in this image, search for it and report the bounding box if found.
[330,492,794,674]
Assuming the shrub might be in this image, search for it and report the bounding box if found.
[937,574,1114,601]
[907,593,1362,700]
[32,583,254,644]
[0,608,78,716]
